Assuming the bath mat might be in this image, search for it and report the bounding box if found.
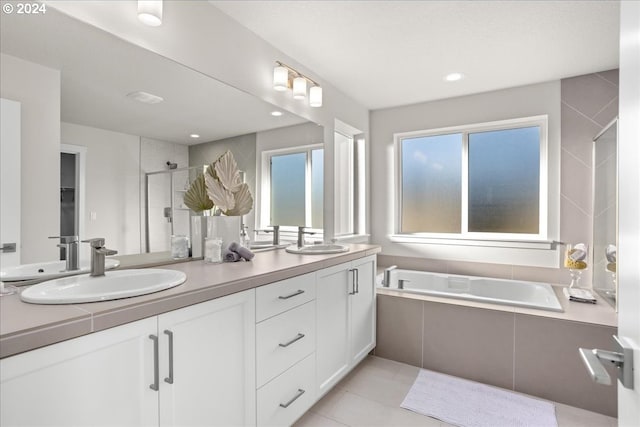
[401,369,558,427]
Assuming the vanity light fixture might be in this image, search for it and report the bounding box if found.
[272,61,322,107]
[138,0,163,27]
[126,90,164,104]
[444,72,465,82]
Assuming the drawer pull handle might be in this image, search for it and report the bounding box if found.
[279,333,305,348]
[279,388,306,408]
[278,289,305,300]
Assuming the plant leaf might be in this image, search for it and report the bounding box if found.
[183,174,213,212]
[214,150,243,192]
[225,183,253,216]
[205,173,235,212]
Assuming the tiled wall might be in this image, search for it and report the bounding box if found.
[375,294,618,416]
[379,69,619,287]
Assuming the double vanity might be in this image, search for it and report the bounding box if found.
[0,244,380,426]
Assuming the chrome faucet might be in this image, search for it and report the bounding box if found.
[297,226,315,248]
[259,225,280,245]
[82,238,118,277]
[383,265,397,287]
[49,235,80,272]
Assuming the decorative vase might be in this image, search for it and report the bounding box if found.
[207,215,242,252]
[190,214,210,259]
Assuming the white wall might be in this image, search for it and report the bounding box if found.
[0,54,60,263]
[370,81,562,267]
[616,1,640,423]
[61,122,141,257]
[45,0,370,241]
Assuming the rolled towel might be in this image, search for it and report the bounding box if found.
[605,244,617,263]
[229,241,255,261]
[223,248,241,262]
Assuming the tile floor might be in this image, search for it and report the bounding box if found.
[294,356,617,427]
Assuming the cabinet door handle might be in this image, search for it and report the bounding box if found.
[278,289,305,300]
[355,268,360,294]
[279,333,305,348]
[348,269,356,295]
[149,334,159,391]
[279,388,306,408]
[164,330,174,384]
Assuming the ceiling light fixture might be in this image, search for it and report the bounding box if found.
[271,111,283,117]
[272,61,322,107]
[126,91,164,104]
[189,134,200,139]
[444,72,465,82]
[138,0,163,27]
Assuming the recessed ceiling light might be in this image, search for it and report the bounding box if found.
[271,111,283,117]
[126,91,164,104]
[190,134,200,139]
[444,73,465,82]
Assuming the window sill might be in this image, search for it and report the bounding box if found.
[334,234,371,244]
[389,235,559,250]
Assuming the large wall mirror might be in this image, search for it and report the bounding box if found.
[591,118,618,309]
[1,7,322,264]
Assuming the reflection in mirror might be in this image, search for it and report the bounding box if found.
[591,118,617,309]
[1,7,315,266]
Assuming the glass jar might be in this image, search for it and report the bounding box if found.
[171,235,190,259]
[204,237,222,263]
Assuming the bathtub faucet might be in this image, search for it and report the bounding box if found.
[383,265,397,287]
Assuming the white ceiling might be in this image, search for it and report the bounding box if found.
[0,6,305,145]
[211,0,620,110]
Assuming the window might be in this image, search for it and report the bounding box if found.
[263,145,323,229]
[396,116,547,241]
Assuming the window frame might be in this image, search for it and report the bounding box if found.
[260,143,324,232]
[394,115,549,242]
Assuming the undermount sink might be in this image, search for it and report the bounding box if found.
[285,244,349,255]
[1,259,120,282]
[20,269,186,304]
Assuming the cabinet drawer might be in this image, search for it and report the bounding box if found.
[256,301,315,387]
[256,272,315,321]
[257,353,316,427]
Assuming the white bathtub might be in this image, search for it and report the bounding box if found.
[379,268,564,312]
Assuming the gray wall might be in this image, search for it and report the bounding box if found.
[189,133,257,237]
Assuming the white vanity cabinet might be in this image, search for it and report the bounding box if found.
[157,289,256,427]
[0,289,256,427]
[316,255,376,397]
[255,272,317,427]
[0,317,159,427]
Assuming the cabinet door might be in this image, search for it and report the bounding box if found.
[316,262,351,397]
[350,255,376,364]
[0,317,158,427]
[158,289,256,427]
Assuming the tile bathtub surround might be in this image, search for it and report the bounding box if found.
[294,355,617,427]
[374,293,618,417]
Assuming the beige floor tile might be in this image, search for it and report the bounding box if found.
[310,389,347,418]
[555,402,618,427]
[294,411,349,427]
[386,407,444,426]
[301,356,616,427]
[328,391,394,426]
